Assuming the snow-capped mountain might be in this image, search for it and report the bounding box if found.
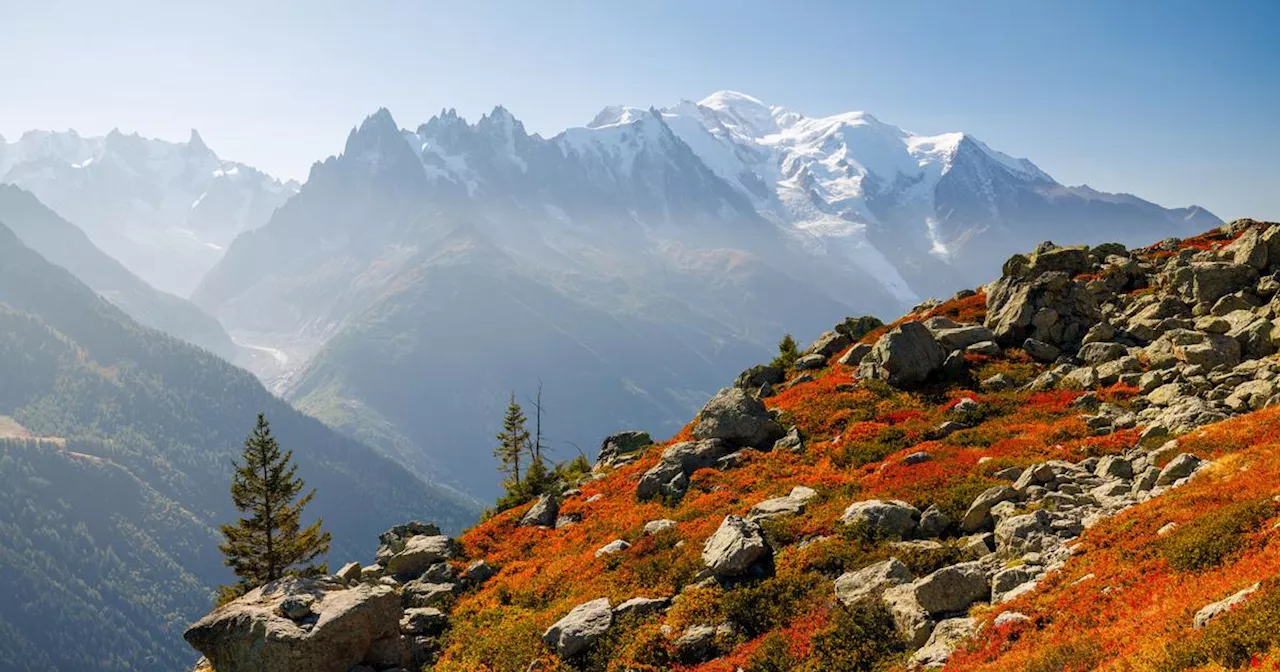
[194,93,1216,497]
[0,129,298,296]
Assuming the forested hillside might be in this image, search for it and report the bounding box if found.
[0,221,479,671]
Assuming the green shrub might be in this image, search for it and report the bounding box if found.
[800,602,905,671]
[1159,581,1280,670]
[1022,639,1105,672]
[894,541,979,576]
[833,426,910,469]
[1161,499,1275,572]
[746,632,799,672]
[721,573,818,639]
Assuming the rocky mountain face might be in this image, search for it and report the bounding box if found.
[0,184,240,361]
[0,128,297,296]
[193,96,1216,498]
[0,222,479,671]
[186,219,1280,671]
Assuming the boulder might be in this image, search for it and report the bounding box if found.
[932,325,996,351]
[184,577,403,672]
[911,562,990,615]
[612,597,671,620]
[960,486,1020,533]
[881,583,935,648]
[840,499,921,538]
[595,430,653,469]
[675,625,719,664]
[747,495,806,521]
[336,562,362,583]
[734,364,785,390]
[1155,453,1202,486]
[519,494,560,528]
[383,535,459,579]
[702,515,770,577]
[595,539,631,558]
[918,506,953,538]
[834,558,914,606]
[838,342,874,366]
[635,439,733,500]
[691,388,784,448]
[910,617,976,669]
[401,580,459,609]
[1023,338,1061,363]
[985,251,1101,348]
[772,425,804,452]
[806,330,852,358]
[858,321,947,388]
[375,522,442,564]
[643,519,678,536]
[795,353,827,370]
[399,608,448,636]
[464,560,496,585]
[994,511,1055,555]
[1193,583,1260,629]
[543,598,613,658]
[1078,341,1128,365]
[1094,455,1133,480]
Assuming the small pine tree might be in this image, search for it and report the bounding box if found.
[772,333,801,369]
[494,393,530,487]
[217,413,330,604]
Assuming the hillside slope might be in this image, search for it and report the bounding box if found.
[0,221,480,671]
[187,218,1280,671]
[429,219,1280,670]
[0,184,239,360]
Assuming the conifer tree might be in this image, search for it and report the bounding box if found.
[217,413,330,603]
[773,333,801,369]
[494,393,530,486]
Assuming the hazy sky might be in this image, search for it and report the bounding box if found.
[3,0,1277,220]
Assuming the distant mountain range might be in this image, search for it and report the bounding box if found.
[183,91,1218,497]
[0,129,297,296]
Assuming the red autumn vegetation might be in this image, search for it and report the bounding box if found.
[427,283,1280,671]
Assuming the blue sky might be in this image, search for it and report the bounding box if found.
[3,0,1277,220]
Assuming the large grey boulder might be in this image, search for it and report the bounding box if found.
[1194,583,1260,629]
[932,324,996,351]
[375,522,442,564]
[1163,261,1257,306]
[858,322,947,388]
[401,580,460,609]
[400,608,448,636]
[734,364,785,390]
[959,486,1020,533]
[985,247,1102,349]
[184,577,403,672]
[881,583,935,648]
[911,562,990,615]
[543,598,613,658]
[519,494,560,528]
[702,515,770,577]
[806,330,853,358]
[691,388,784,448]
[595,430,652,469]
[840,499,921,538]
[910,617,977,669]
[834,558,914,606]
[635,439,733,501]
[1155,453,1202,486]
[383,535,460,579]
